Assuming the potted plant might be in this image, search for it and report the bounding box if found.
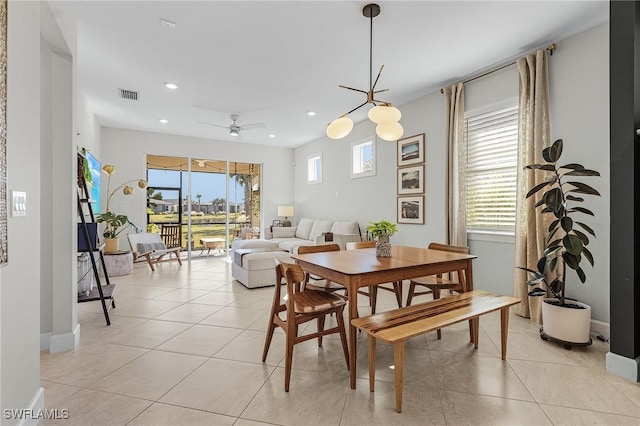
[96,211,130,252]
[517,139,600,348]
[367,220,398,257]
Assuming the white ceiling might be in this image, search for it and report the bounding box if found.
[51,1,608,148]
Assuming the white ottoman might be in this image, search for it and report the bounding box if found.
[231,238,279,251]
[232,249,292,288]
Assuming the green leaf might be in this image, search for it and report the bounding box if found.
[537,257,547,274]
[573,229,590,245]
[565,194,584,202]
[566,181,601,196]
[546,227,560,244]
[583,247,594,266]
[542,147,553,162]
[524,164,544,170]
[535,198,545,208]
[563,252,581,269]
[568,207,594,216]
[575,221,596,236]
[547,256,559,274]
[541,206,554,214]
[526,181,551,199]
[548,219,560,233]
[527,276,546,286]
[544,188,563,212]
[576,267,587,283]
[559,163,585,170]
[562,169,601,177]
[549,278,564,294]
[549,139,563,162]
[563,234,584,256]
[561,217,573,232]
[544,244,562,257]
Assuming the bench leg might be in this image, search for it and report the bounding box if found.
[500,307,510,360]
[471,317,480,349]
[368,335,376,392]
[393,341,405,413]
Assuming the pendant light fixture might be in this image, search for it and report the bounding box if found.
[326,3,403,141]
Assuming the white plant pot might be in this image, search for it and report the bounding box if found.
[541,298,591,344]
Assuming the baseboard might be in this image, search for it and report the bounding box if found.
[606,351,640,382]
[15,387,44,426]
[590,319,609,339]
[48,323,80,353]
[40,332,52,351]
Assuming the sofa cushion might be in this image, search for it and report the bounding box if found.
[295,218,314,240]
[309,220,334,241]
[231,239,278,251]
[331,221,359,235]
[278,239,315,253]
[241,251,293,270]
[272,226,297,238]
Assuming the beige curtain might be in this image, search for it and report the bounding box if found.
[444,83,466,247]
[513,50,551,322]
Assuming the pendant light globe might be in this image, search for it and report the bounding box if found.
[376,121,404,141]
[326,116,354,139]
[368,104,401,124]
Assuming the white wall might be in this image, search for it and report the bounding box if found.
[101,127,295,245]
[1,0,43,419]
[294,23,610,323]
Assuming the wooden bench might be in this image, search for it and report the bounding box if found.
[351,290,520,413]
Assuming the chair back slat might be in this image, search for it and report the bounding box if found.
[350,240,376,249]
[427,242,470,283]
[297,243,340,254]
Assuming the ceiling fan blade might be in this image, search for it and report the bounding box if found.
[196,121,229,129]
[239,123,266,131]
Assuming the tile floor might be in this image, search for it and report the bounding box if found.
[40,256,640,425]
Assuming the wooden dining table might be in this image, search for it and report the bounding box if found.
[291,245,477,389]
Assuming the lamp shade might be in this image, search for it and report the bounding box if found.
[376,122,404,141]
[277,205,295,217]
[326,116,354,139]
[368,105,401,124]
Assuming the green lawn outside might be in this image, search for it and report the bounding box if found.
[148,213,250,250]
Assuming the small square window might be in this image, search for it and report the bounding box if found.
[351,139,375,178]
[307,153,322,184]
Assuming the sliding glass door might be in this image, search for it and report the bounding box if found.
[146,155,261,258]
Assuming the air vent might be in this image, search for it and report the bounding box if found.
[118,89,138,101]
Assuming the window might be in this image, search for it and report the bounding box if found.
[465,103,518,233]
[351,138,375,178]
[307,153,322,184]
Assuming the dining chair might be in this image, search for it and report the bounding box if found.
[262,259,350,391]
[345,240,403,314]
[296,244,346,294]
[405,242,470,339]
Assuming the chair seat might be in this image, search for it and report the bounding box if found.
[293,290,346,314]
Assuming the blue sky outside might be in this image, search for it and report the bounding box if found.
[147,169,247,203]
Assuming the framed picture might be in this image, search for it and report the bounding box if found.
[397,133,425,167]
[272,219,282,227]
[397,196,424,224]
[397,165,424,195]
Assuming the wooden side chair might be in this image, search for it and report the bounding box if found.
[405,242,470,338]
[346,240,403,314]
[127,233,182,271]
[296,244,346,297]
[262,259,349,391]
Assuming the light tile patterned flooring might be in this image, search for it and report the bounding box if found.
[41,256,640,425]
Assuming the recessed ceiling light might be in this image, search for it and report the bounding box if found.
[164,82,178,90]
[307,111,317,116]
[159,119,168,124]
[269,134,276,138]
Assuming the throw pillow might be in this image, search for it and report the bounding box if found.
[272,226,297,238]
[331,221,360,235]
[309,220,334,241]
[295,218,314,240]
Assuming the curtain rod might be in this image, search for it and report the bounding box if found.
[440,43,557,93]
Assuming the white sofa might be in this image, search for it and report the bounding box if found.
[230,218,361,288]
[263,218,362,253]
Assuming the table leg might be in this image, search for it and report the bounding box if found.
[500,307,510,360]
[467,260,475,342]
[348,279,358,389]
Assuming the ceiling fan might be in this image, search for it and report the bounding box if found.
[197,114,265,136]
